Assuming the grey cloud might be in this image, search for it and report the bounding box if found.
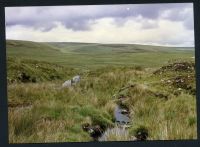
[62,18,95,31]
[159,5,194,30]
[35,23,57,32]
[141,20,158,29]
[5,3,193,31]
[184,18,194,30]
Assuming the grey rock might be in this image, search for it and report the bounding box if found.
[72,75,81,84]
[62,80,72,88]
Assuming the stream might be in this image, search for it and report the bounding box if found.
[81,84,149,141]
[97,104,131,141]
[114,105,130,125]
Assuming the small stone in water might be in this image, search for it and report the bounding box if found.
[121,109,129,115]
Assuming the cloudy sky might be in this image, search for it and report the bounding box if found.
[5,3,194,47]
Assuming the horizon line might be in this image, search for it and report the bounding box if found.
[6,39,195,48]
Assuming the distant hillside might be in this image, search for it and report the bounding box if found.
[7,40,194,56]
[6,40,194,69]
[46,42,194,54]
[7,40,62,56]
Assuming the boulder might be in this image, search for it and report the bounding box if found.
[121,109,129,115]
[62,75,81,88]
[72,75,81,84]
[62,80,72,88]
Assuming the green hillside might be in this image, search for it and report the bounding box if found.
[7,40,194,69]
[7,57,77,84]
[47,42,193,54]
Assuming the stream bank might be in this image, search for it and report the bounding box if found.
[82,84,149,141]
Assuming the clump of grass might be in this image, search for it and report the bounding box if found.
[188,116,196,127]
[13,113,35,136]
[79,105,114,129]
[7,57,77,83]
[98,127,130,141]
[104,101,116,117]
[129,125,149,140]
[126,68,195,140]
[134,65,144,71]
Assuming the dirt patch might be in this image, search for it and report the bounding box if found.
[82,123,104,141]
[17,72,37,83]
[8,102,32,108]
[154,61,195,75]
[134,126,149,141]
[153,92,168,100]
[161,75,196,95]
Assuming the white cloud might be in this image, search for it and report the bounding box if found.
[5,4,194,47]
[6,16,194,47]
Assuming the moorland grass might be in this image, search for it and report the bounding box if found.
[7,40,197,143]
[7,40,194,69]
[8,60,197,142]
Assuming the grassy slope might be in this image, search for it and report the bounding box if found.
[7,40,197,143]
[7,57,78,83]
[7,40,194,69]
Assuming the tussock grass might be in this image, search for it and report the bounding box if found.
[8,61,197,142]
[99,126,131,141]
[7,57,77,83]
[7,41,196,143]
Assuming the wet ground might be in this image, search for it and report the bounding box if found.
[114,105,130,125]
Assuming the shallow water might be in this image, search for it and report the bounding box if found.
[114,105,130,125]
[96,105,130,141]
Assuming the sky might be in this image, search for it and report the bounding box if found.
[5,3,194,47]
